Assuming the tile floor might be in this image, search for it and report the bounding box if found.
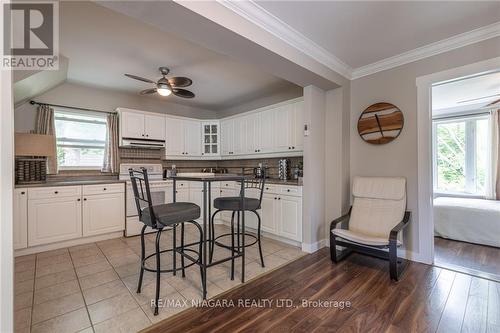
[14,224,305,333]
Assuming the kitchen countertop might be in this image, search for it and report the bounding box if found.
[264,178,302,186]
[15,179,126,188]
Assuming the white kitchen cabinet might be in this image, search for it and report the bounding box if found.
[258,109,275,153]
[184,119,202,156]
[120,111,145,139]
[119,109,165,141]
[274,104,292,152]
[259,193,277,234]
[292,100,304,151]
[232,117,246,155]
[165,116,201,157]
[244,114,260,154]
[144,113,166,140]
[13,189,28,250]
[28,195,82,246]
[82,192,125,237]
[166,116,185,156]
[220,119,234,156]
[201,122,219,156]
[277,195,302,241]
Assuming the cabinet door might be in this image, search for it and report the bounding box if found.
[244,114,259,154]
[260,193,277,234]
[120,111,145,139]
[165,117,185,156]
[13,189,28,250]
[233,117,246,155]
[175,188,190,202]
[220,119,234,156]
[28,196,82,246]
[274,104,292,152]
[259,109,275,153]
[184,120,201,157]
[278,196,302,241]
[144,114,165,141]
[292,101,304,151]
[83,193,125,237]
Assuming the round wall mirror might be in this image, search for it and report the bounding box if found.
[357,102,404,145]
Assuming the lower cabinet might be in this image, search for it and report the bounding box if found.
[83,192,125,237]
[13,189,28,250]
[28,195,83,247]
[260,193,277,234]
[277,195,302,241]
[21,183,125,249]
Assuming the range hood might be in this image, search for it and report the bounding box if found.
[120,138,165,149]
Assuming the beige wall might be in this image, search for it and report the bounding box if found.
[14,81,217,133]
[350,37,500,256]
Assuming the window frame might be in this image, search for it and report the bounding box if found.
[54,108,108,171]
[432,112,489,198]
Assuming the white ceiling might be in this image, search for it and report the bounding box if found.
[432,71,500,116]
[59,2,300,111]
[255,1,500,70]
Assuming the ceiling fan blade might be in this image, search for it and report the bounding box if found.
[172,88,195,99]
[168,77,192,88]
[139,88,157,95]
[125,74,155,84]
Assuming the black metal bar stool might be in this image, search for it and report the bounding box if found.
[129,168,204,315]
[209,178,266,279]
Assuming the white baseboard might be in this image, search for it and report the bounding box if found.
[301,239,328,253]
[14,231,124,257]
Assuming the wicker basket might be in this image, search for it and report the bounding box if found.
[15,157,47,184]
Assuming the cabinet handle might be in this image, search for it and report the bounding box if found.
[103,188,107,191]
[287,189,290,192]
[84,198,87,201]
[142,134,145,137]
[274,197,277,200]
[288,147,291,149]
[266,187,269,190]
[146,134,149,137]
[77,198,81,201]
[278,197,281,200]
[54,191,58,194]
[292,146,295,149]
[21,191,25,195]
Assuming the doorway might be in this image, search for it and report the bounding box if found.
[431,71,500,281]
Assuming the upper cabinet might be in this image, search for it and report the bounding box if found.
[220,119,234,156]
[201,122,219,156]
[118,108,165,142]
[165,116,201,158]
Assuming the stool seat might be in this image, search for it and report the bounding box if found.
[214,197,260,211]
[141,202,201,228]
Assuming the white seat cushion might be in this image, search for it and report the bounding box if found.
[332,228,402,247]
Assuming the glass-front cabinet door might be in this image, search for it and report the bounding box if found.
[201,121,219,156]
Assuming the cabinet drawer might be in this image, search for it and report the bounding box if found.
[279,186,302,196]
[263,185,278,194]
[83,183,124,195]
[28,186,81,199]
[220,181,235,188]
[175,181,190,189]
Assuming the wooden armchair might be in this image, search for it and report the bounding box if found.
[329,176,411,280]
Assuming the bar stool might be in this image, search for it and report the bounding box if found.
[209,178,266,279]
[129,168,204,315]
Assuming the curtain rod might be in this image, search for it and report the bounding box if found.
[29,100,115,114]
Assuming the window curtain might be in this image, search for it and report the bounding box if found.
[486,109,499,199]
[35,104,58,174]
[102,113,119,173]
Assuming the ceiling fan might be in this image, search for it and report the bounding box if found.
[125,66,194,98]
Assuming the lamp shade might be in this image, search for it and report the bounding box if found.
[15,133,56,157]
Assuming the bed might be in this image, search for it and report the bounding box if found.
[434,196,500,248]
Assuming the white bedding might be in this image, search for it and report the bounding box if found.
[434,197,500,247]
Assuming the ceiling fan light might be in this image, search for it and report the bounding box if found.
[157,84,171,97]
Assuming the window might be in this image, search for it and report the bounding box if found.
[433,114,489,196]
[54,110,107,169]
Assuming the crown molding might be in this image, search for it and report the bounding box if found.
[351,21,500,80]
[217,0,353,79]
[217,1,500,82]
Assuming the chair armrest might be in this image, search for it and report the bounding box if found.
[329,207,352,230]
[389,211,411,241]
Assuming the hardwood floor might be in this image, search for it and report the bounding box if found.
[144,248,500,333]
[435,237,500,281]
